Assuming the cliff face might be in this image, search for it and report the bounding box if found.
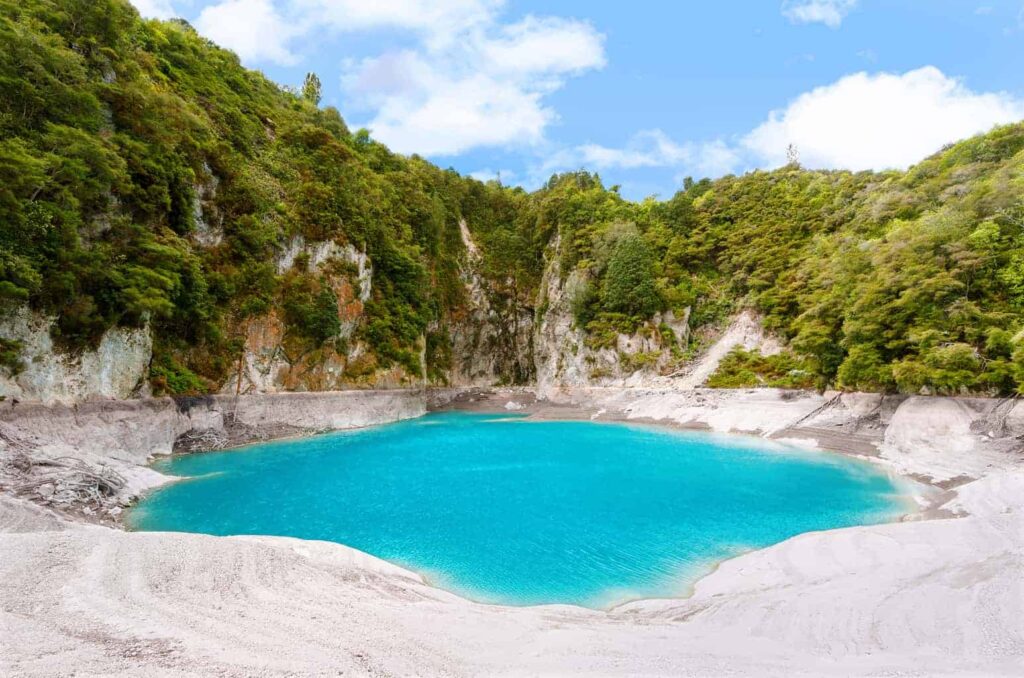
[447,220,534,387]
[0,308,151,404]
[533,238,692,398]
[0,224,765,402]
[223,220,539,393]
[0,218,540,402]
[220,236,421,394]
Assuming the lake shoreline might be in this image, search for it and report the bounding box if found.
[2,387,1022,676]
[128,408,916,610]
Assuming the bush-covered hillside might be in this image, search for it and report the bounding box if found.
[0,0,532,390]
[542,126,1024,394]
[1,0,1022,395]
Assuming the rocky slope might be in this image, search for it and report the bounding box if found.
[222,236,386,394]
[448,220,534,386]
[0,390,425,523]
[0,217,532,401]
[0,280,791,404]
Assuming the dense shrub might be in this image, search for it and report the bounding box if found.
[707,347,817,389]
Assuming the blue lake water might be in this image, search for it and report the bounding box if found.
[129,412,909,608]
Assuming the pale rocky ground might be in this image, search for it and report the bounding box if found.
[0,390,425,524]
[1,386,1022,677]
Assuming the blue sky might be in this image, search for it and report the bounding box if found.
[133,1,1024,199]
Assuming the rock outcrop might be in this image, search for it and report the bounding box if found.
[447,220,533,386]
[671,309,781,388]
[552,386,1024,484]
[220,235,416,394]
[0,308,151,404]
[0,390,426,522]
[191,161,223,247]
[534,241,692,397]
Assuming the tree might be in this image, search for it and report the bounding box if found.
[786,143,800,166]
[302,72,322,106]
[601,233,662,318]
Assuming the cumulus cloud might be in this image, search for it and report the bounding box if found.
[130,0,177,19]
[190,0,499,66]
[480,16,607,76]
[543,66,1024,187]
[742,66,1024,170]
[542,130,741,181]
[195,0,301,65]
[185,0,605,156]
[341,14,605,155]
[347,52,556,155]
[782,0,858,28]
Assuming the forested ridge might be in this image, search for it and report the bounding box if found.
[2,0,1023,396]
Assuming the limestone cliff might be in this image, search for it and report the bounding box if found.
[0,225,784,402]
[447,220,534,386]
[222,235,421,394]
[0,308,151,404]
[533,237,691,398]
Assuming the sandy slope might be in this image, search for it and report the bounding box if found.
[2,390,1023,676]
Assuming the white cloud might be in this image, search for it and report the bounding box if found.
[578,130,692,170]
[191,0,501,66]
[541,65,1024,188]
[543,130,740,180]
[742,66,1024,170]
[341,14,605,155]
[186,0,604,155]
[294,0,501,50]
[130,0,177,19]
[696,140,744,177]
[351,54,555,155]
[469,168,517,183]
[782,0,858,28]
[481,16,607,76]
[195,0,300,65]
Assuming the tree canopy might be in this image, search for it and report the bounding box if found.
[1,0,1023,396]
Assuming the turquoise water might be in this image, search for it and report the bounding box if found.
[129,412,908,607]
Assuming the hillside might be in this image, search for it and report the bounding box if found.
[1,0,1023,399]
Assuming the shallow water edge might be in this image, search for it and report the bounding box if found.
[129,409,919,608]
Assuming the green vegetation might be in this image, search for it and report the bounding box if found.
[530,143,1024,394]
[0,0,534,392]
[1,0,1023,396]
[601,230,661,318]
[706,347,817,390]
[280,274,341,345]
[301,72,321,106]
[0,338,24,375]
